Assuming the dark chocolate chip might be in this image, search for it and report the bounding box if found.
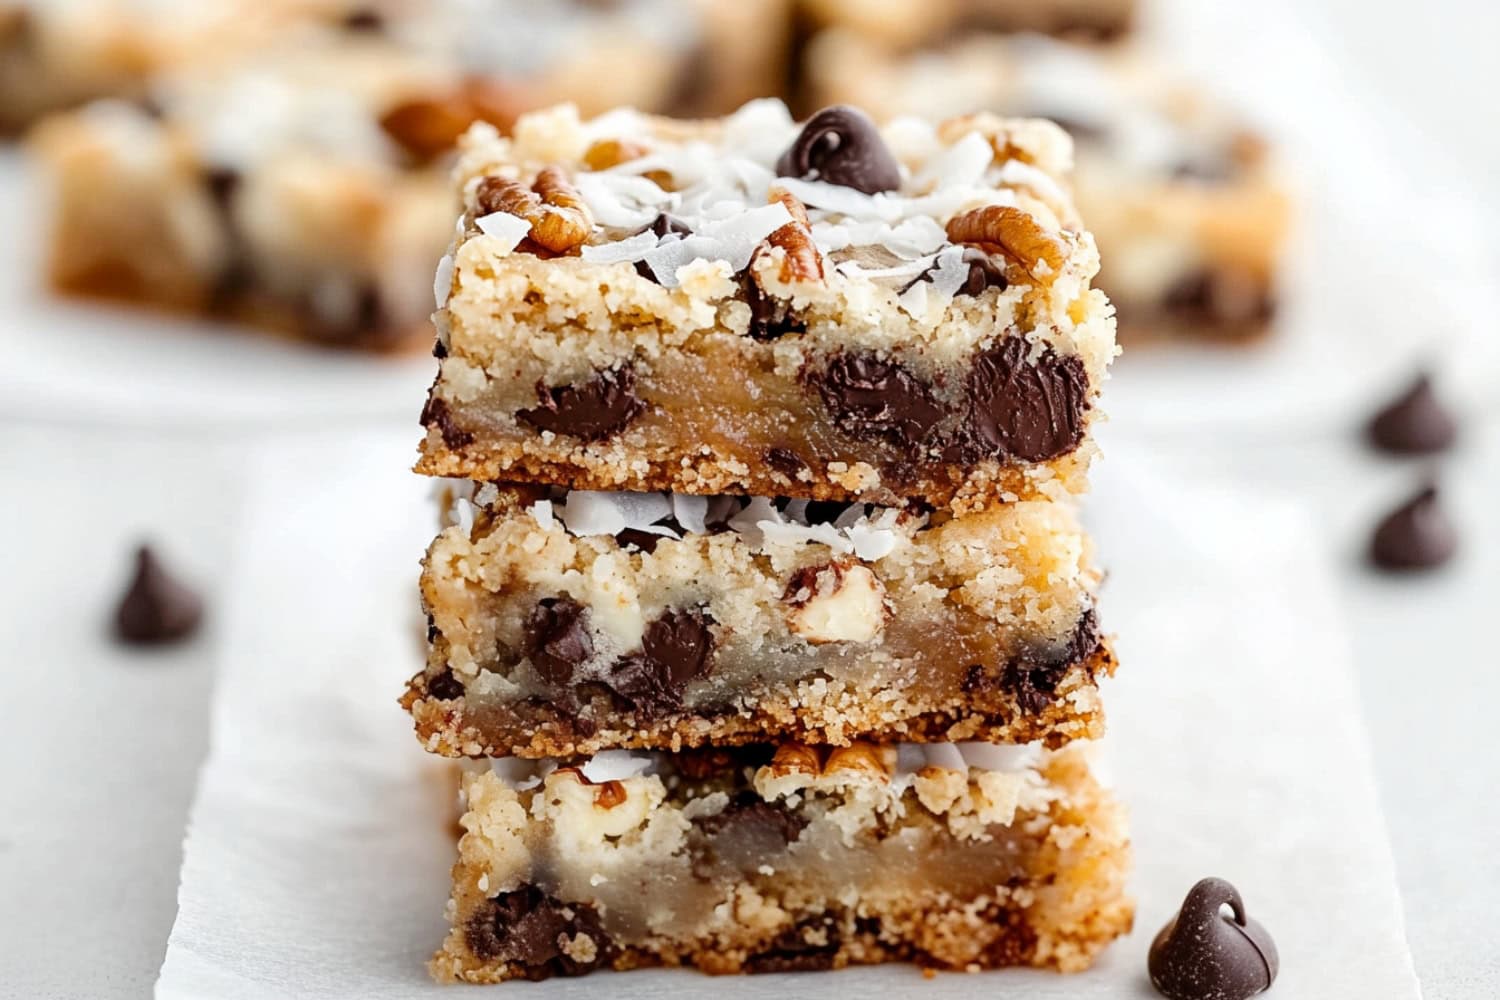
[802,500,851,526]
[811,352,946,449]
[113,544,204,645]
[966,610,1100,712]
[766,447,810,482]
[607,607,716,717]
[432,337,448,359]
[517,366,645,441]
[775,105,901,195]
[1366,373,1458,456]
[420,395,474,449]
[695,790,808,844]
[613,528,665,554]
[426,615,439,643]
[958,247,1009,297]
[522,598,594,686]
[203,167,241,212]
[743,272,805,341]
[464,884,614,980]
[1149,877,1278,1000]
[1369,484,1457,572]
[965,337,1088,463]
[745,918,842,974]
[426,668,465,701]
[339,7,384,31]
[1162,269,1275,326]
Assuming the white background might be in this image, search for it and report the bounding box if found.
[3,0,1500,996]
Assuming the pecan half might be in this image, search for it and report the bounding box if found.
[764,189,823,282]
[946,205,1067,282]
[474,166,593,254]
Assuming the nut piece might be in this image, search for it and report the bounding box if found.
[784,560,889,644]
[584,138,648,171]
[946,205,1067,282]
[825,743,889,779]
[379,80,522,162]
[593,780,627,810]
[767,744,820,777]
[474,166,593,254]
[764,189,824,282]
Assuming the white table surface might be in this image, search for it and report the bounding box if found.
[4,2,1500,996]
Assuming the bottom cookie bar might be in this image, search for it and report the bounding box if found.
[432,741,1131,982]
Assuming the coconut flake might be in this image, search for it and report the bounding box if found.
[847,521,899,561]
[956,742,1041,774]
[922,744,968,772]
[491,757,549,790]
[528,499,555,530]
[641,202,791,287]
[474,210,533,251]
[579,229,660,264]
[993,159,1069,207]
[896,278,929,318]
[432,253,455,308]
[574,172,667,230]
[925,245,970,306]
[878,216,948,259]
[561,491,673,536]
[671,494,709,535]
[726,496,783,546]
[759,519,850,553]
[916,132,995,191]
[774,177,897,220]
[580,749,654,783]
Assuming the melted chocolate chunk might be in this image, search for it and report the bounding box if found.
[607,607,716,717]
[965,611,1100,713]
[766,447,811,482]
[464,885,615,980]
[426,668,465,701]
[1369,484,1458,572]
[113,544,204,645]
[964,338,1088,463]
[694,790,808,844]
[743,272,805,341]
[745,918,843,974]
[420,395,474,449]
[957,247,1009,297]
[775,105,901,195]
[517,366,645,441]
[1149,877,1278,1000]
[522,598,594,686]
[810,352,946,449]
[1366,372,1458,455]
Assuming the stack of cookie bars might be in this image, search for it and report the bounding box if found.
[402,97,1133,982]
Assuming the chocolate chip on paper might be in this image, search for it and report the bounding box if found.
[1149,877,1278,1000]
[113,544,204,645]
[1365,372,1458,456]
[1369,483,1458,572]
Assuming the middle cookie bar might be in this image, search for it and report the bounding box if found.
[406,484,1114,758]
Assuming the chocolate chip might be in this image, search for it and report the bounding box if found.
[1366,373,1457,455]
[966,610,1100,712]
[745,918,842,974]
[775,105,901,195]
[964,337,1088,463]
[632,214,693,285]
[695,790,807,844]
[811,352,945,449]
[113,544,204,645]
[1162,269,1275,326]
[1369,484,1457,572]
[420,395,474,449]
[432,337,448,359]
[523,598,593,686]
[766,447,810,482]
[203,167,241,211]
[958,247,1009,297]
[339,7,384,31]
[743,272,805,341]
[464,885,614,980]
[607,607,716,717]
[517,366,645,441]
[613,528,665,554]
[1149,877,1278,1000]
[426,668,465,701]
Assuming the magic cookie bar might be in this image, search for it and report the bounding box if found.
[432,741,1132,982]
[798,0,1137,48]
[806,32,1290,343]
[404,484,1113,757]
[419,100,1117,508]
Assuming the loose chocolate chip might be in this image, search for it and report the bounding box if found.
[743,272,805,341]
[607,607,716,717]
[695,790,808,844]
[1369,484,1457,572]
[1366,373,1457,455]
[811,352,946,449]
[766,447,810,482]
[523,598,594,686]
[113,544,204,645]
[426,668,465,701]
[965,337,1088,463]
[464,885,615,980]
[745,918,843,974]
[420,395,474,449]
[1149,877,1278,1000]
[958,247,1009,297]
[775,105,901,195]
[517,366,646,441]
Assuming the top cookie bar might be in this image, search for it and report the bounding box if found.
[419,100,1117,511]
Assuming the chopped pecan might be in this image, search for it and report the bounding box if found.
[825,743,888,779]
[764,189,823,282]
[767,744,820,778]
[593,781,627,810]
[583,138,649,171]
[473,166,593,254]
[946,205,1067,282]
